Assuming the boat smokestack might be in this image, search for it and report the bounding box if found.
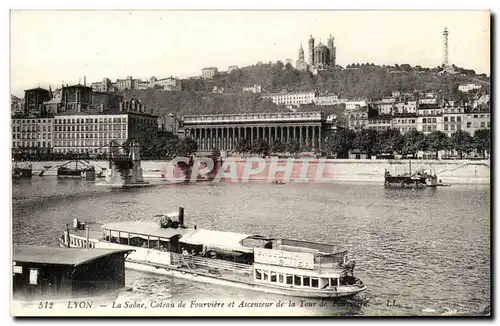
[179,207,184,227]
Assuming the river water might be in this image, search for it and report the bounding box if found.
[11,178,490,316]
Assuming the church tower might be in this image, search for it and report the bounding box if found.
[327,34,336,67]
[308,35,315,66]
[298,44,305,61]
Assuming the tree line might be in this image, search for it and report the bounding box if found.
[324,128,491,159]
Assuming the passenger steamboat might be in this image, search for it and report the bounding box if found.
[59,208,366,299]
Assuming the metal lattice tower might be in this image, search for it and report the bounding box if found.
[442,27,449,66]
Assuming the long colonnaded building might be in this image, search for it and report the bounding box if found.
[181,111,324,152]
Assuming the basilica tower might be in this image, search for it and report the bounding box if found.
[308,35,315,66]
[327,34,336,67]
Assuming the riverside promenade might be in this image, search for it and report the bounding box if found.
[23,158,490,185]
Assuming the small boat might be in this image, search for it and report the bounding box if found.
[384,160,439,189]
[60,207,366,299]
[12,162,32,179]
[57,161,96,180]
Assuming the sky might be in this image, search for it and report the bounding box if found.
[10,10,490,97]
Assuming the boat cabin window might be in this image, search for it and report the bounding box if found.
[263,270,269,281]
[159,239,169,251]
[286,274,293,285]
[148,236,159,249]
[255,269,262,280]
[294,275,301,286]
[278,274,284,283]
[303,276,310,287]
[311,277,319,288]
[270,271,277,282]
[330,278,339,286]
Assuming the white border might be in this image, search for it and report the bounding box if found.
[1,1,497,326]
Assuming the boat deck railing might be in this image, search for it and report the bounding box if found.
[172,253,253,275]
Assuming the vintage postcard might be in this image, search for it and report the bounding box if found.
[10,10,491,317]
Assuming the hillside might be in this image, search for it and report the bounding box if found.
[119,62,490,117]
[119,89,285,117]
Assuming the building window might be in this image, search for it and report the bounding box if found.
[444,117,448,122]
[422,118,427,123]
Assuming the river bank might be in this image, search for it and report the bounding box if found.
[20,158,490,185]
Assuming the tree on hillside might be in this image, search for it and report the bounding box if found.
[451,130,474,159]
[473,129,491,158]
[426,131,452,159]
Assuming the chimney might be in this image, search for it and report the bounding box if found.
[84,76,87,86]
[178,207,184,227]
[77,104,81,112]
[100,104,104,112]
[119,102,123,112]
[151,108,154,115]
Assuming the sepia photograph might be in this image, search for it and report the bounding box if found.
[8,9,491,317]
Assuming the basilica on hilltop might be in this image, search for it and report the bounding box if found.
[296,34,336,73]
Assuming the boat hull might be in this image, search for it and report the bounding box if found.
[124,259,366,299]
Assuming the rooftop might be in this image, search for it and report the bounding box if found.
[13,245,132,267]
[24,87,49,92]
[54,107,157,117]
[63,84,93,89]
[102,221,192,239]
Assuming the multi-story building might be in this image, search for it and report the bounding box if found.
[458,83,482,93]
[375,101,394,115]
[182,111,324,152]
[242,85,262,93]
[367,116,392,132]
[417,115,442,134]
[61,84,93,112]
[158,77,182,91]
[24,87,51,117]
[314,94,339,106]
[419,98,438,105]
[91,78,115,92]
[115,76,135,90]
[442,106,465,136]
[11,117,53,154]
[394,101,417,115]
[43,88,63,114]
[392,115,417,134]
[347,107,368,131]
[416,103,442,134]
[463,111,490,136]
[345,100,367,111]
[11,95,23,116]
[262,91,316,107]
[201,67,218,79]
[158,113,179,135]
[52,104,157,155]
[92,92,123,109]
